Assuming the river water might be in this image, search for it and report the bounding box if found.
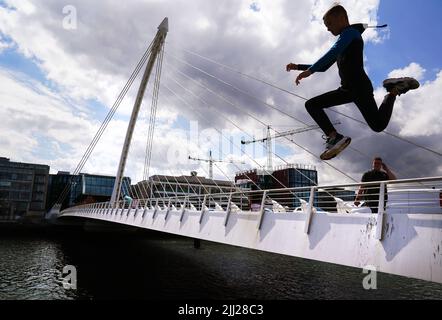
[1,228,442,300]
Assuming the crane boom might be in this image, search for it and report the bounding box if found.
[188,150,245,179]
[241,122,340,145]
[240,121,340,171]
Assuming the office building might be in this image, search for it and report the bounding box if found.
[0,157,49,221]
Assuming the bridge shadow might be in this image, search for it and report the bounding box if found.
[224,212,240,237]
[307,213,371,250]
[258,210,277,241]
[163,208,176,227]
[198,210,211,232]
[381,214,442,262]
[179,210,203,230]
[303,213,442,262]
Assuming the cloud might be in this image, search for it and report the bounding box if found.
[1,0,440,188]
[0,39,12,52]
[387,65,442,137]
[388,62,426,81]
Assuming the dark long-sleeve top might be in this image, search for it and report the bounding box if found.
[297,24,373,91]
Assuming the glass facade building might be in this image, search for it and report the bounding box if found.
[46,172,131,210]
[0,157,49,221]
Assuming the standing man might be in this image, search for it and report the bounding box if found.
[354,157,396,213]
[286,4,419,160]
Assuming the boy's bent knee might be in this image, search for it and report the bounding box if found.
[369,123,386,133]
[305,99,316,111]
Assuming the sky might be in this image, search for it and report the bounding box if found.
[0,0,441,186]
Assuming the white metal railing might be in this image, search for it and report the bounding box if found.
[61,176,442,217]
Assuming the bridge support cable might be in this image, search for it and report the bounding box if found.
[166,42,308,102]
[168,53,438,181]
[166,54,390,164]
[163,65,358,183]
[144,41,165,182]
[161,81,319,205]
[166,57,427,182]
[161,80,331,206]
[155,91,248,197]
[161,82,291,188]
[162,70,324,186]
[149,175,180,203]
[165,56,393,172]
[168,46,442,159]
[124,82,252,207]
[111,18,169,205]
[162,72,334,200]
[50,37,158,210]
[141,45,165,202]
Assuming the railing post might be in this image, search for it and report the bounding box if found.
[224,193,233,227]
[133,202,139,219]
[164,199,171,220]
[141,199,149,220]
[257,191,268,230]
[179,197,187,222]
[304,186,316,234]
[141,200,149,222]
[152,199,159,219]
[375,182,386,240]
[199,195,207,224]
[106,202,111,216]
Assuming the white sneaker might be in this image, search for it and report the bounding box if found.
[383,77,420,95]
[320,134,351,160]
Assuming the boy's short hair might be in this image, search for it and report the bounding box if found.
[323,4,349,20]
[373,156,383,162]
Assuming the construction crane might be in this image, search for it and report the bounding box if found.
[241,122,340,171]
[188,150,246,179]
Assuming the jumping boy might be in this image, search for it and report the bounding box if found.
[286,4,419,160]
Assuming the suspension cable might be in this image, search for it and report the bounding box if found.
[161,79,332,203]
[164,63,357,182]
[52,40,155,209]
[166,52,433,178]
[168,46,442,158]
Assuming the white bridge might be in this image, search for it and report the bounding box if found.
[53,18,442,285]
[60,176,442,284]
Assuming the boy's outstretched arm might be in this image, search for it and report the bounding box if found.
[286,63,313,85]
[296,70,312,85]
[287,27,361,85]
[286,63,312,71]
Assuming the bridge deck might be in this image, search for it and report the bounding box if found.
[61,204,442,284]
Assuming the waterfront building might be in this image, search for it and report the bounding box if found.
[133,171,235,199]
[46,171,131,210]
[0,157,49,221]
[235,164,318,208]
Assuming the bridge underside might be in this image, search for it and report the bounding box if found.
[60,207,442,284]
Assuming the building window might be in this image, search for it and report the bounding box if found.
[30,202,44,210]
[0,191,9,199]
[0,180,11,187]
[35,175,46,183]
[10,191,20,200]
[33,193,44,201]
[20,192,31,200]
